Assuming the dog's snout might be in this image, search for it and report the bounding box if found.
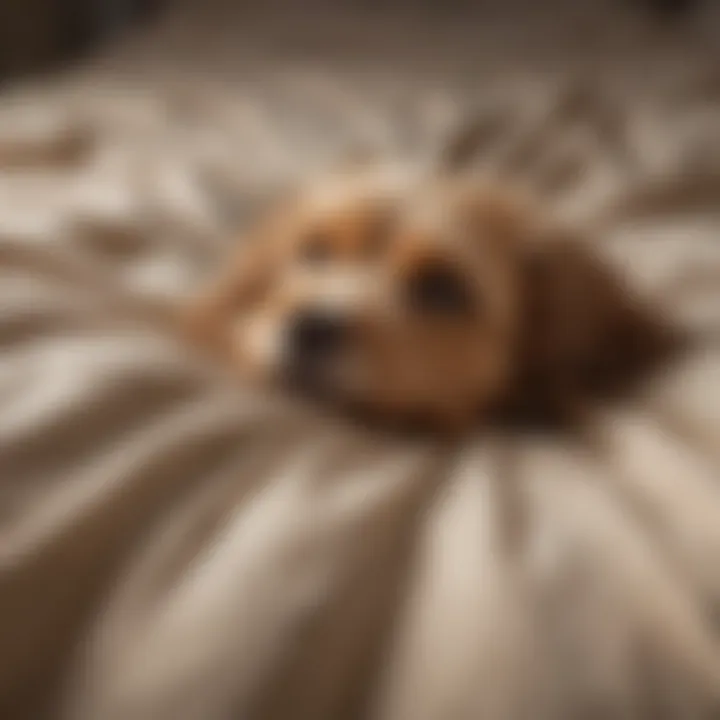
[289,311,350,361]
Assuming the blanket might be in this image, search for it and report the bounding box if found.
[1,1,719,718]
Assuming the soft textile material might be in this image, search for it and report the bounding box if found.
[0,2,719,718]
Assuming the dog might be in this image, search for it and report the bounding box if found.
[184,159,679,434]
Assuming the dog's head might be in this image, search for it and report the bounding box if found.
[186,167,677,431]
[185,168,533,426]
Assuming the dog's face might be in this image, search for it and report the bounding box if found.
[187,170,527,427]
[186,166,675,431]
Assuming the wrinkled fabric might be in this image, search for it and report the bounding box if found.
[0,1,719,718]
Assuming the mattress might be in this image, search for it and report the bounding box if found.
[0,1,719,718]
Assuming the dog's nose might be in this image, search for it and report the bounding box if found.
[288,310,349,362]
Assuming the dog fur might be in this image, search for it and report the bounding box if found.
[184,162,678,433]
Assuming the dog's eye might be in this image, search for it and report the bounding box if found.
[406,265,475,317]
[300,233,332,263]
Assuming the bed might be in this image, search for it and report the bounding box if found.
[1,1,719,718]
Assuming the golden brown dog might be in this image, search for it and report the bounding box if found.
[184,163,677,433]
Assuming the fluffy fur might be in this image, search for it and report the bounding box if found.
[184,165,678,433]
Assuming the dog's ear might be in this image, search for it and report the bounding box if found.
[515,228,680,419]
[181,212,285,354]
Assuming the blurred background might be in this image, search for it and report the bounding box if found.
[0,0,164,83]
[0,0,712,84]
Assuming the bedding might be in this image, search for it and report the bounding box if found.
[0,1,719,718]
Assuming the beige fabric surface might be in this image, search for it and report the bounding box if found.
[1,2,720,718]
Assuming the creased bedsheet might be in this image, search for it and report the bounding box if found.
[0,1,719,718]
